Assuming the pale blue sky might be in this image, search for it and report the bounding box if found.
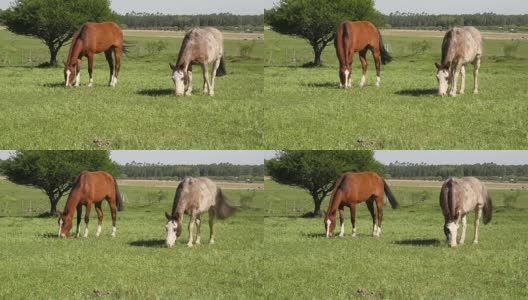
[0,0,526,14]
[2,151,527,165]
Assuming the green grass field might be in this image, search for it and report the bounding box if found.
[0,30,264,149]
[264,30,528,149]
[1,179,527,299]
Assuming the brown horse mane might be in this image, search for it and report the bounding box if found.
[326,173,348,216]
[175,32,193,70]
[440,29,456,68]
[66,25,88,65]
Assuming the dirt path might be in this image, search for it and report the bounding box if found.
[387,179,528,190]
[381,29,528,40]
[124,30,263,40]
[117,179,263,190]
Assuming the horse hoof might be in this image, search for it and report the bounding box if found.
[209,240,215,245]
[473,240,478,244]
[187,244,193,248]
[195,241,201,245]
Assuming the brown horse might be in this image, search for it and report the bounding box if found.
[169,27,226,96]
[335,21,392,89]
[324,172,398,238]
[165,177,234,247]
[58,171,123,238]
[63,22,123,88]
[440,177,492,247]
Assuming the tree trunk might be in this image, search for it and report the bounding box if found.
[313,199,322,216]
[48,46,59,67]
[313,47,322,67]
[49,197,58,215]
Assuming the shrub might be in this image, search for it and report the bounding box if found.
[503,40,521,58]
[239,41,256,58]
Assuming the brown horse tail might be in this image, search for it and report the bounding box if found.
[378,30,392,65]
[216,55,227,77]
[483,189,492,225]
[215,187,235,219]
[382,179,399,209]
[113,175,124,211]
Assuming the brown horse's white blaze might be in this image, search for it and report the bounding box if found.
[63,22,123,88]
[165,177,234,248]
[334,21,392,89]
[435,26,482,97]
[324,172,399,238]
[57,171,123,238]
[170,27,226,96]
[439,177,492,247]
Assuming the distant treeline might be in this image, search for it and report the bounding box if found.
[385,163,528,181]
[119,162,265,182]
[119,12,263,32]
[384,12,528,31]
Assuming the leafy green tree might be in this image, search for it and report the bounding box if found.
[2,151,120,215]
[2,0,118,66]
[266,150,383,216]
[265,0,383,66]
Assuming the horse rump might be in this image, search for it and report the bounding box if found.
[215,188,235,219]
[216,56,227,77]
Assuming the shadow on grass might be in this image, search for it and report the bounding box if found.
[302,232,326,238]
[38,232,59,239]
[303,82,338,89]
[42,82,66,88]
[129,239,166,248]
[395,88,438,97]
[394,238,441,246]
[136,88,174,97]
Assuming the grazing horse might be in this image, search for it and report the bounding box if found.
[435,26,483,97]
[63,22,123,88]
[169,27,226,96]
[165,177,234,247]
[324,172,398,238]
[439,177,492,247]
[58,171,123,238]
[334,21,392,89]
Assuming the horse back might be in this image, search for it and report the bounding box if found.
[338,171,384,201]
[172,177,217,216]
[79,22,123,52]
[76,171,115,203]
[339,21,380,51]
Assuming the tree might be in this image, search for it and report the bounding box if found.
[266,150,383,216]
[2,0,118,66]
[265,0,383,66]
[2,151,120,215]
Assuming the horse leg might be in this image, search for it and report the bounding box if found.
[75,61,81,87]
[105,50,114,87]
[75,204,82,238]
[95,202,103,237]
[203,64,212,96]
[459,214,467,244]
[87,53,94,88]
[346,57,353,89]
[473,55,481,94]
[209,208,215,244]
[195,215,201,245]
[372,48,381,87]
[358,49,368,88]
[84,203,92,238]
[366,198,376,237]
[109,199,117,238]
[474,207,482,244]
[350,204,357,237]
[185,65,193,96]
[187,212,197,247]
[459,65,466,94]
[375,196,383,238]
[450,63,461,97]
[113,47,122,87]
[338,207,345,237]
[209,58,221,96]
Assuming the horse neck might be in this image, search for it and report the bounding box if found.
[67,37,84,64]
[326,190,342,217]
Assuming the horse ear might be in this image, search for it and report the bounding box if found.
[435,62,441,70]
[169,63,176,71]
[165,212,172,220]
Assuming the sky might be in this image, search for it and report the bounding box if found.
[0,0,526,14]
[1,151,528,165]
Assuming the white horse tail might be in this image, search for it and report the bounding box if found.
[483,190,492,225]
[216,55,226,77]
[215,187,235,219]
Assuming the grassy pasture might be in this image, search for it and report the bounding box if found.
[260,180,528,299]
[264,30,528,149]
[1,178,527,299]
[0,179,264,299]
[0,29,264,149]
